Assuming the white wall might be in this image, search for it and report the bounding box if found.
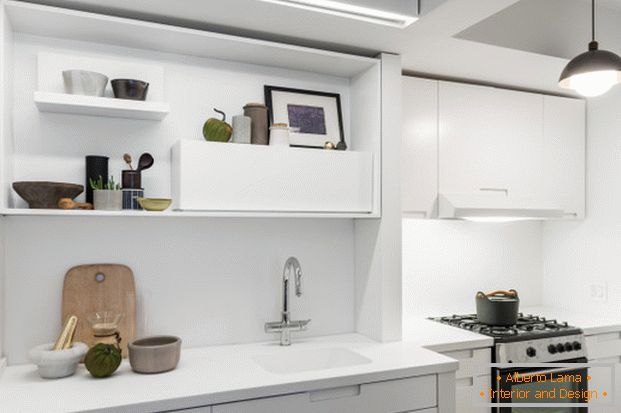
[402,219,543,318]
[0,217,5,359]
[543,88,621,312]
[4,217,355,364]
[3,34,358,365]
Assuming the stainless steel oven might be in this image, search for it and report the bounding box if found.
[494,357,588,412]
[429,314,588,413]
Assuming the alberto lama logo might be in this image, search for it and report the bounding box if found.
[480,372,605,402]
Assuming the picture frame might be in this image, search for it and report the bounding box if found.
[264,85,346,149]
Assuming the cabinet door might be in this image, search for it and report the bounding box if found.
[588,356,619,413]
[438,81,543,200]
[402,76,439,218]
[543,95,586,219]
[455,375,490,413]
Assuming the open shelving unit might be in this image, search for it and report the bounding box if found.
[0,0,403,368]
[0,0,382,219]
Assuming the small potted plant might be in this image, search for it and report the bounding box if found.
[90,176,122,211]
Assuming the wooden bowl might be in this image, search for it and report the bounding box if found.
[128,336,181,374]
[12,181,84,209]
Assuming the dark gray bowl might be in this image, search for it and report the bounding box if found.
[111,79,149,101]
[12,181,84,209]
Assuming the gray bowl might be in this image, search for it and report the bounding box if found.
[62,70,108,97]
[128,336,181,374]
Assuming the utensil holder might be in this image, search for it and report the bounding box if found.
[122,170,141,189]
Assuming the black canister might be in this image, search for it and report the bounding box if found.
[122,170,141,189]
[85,155,109,204]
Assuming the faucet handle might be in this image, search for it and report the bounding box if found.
[290,319,311,331]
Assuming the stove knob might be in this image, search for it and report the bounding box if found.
[548,344,557,354]
[556,343,565,353]
[564,342,573,352]
[573,341,582,351]
[526,347,537,357]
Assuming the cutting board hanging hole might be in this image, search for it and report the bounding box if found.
[95,273,105,283]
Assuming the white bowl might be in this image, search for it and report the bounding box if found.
[62,70,108,97]
[28,342,89,379]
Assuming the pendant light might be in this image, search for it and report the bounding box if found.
[559,0,621,97]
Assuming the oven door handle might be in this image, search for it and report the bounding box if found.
[513,366,586,379]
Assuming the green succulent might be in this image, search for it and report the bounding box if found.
[89,176,120,191]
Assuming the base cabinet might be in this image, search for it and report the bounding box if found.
[439,348,492,413]
[213,375,437,413]
[586,331,621,412]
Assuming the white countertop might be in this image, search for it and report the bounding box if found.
[521,306,621,336]
[402,316,493,353]
[0,334,458,413]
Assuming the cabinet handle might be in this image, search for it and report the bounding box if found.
[563,212,578,217]
[309,385,361,402]
[480,188,509,196]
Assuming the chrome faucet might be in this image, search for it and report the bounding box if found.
[265,257,311,346]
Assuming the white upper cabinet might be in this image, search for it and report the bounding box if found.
[401,77,586,220]
[402,77,438,218]
[542,96,586,219]
[438,81,544,200]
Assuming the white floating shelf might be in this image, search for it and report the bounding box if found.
[34,91,170,120]
[0,208,378,219]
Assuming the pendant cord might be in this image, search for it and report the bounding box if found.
[592,0,595,42]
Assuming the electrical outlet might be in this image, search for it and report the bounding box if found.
[589,282,608,302]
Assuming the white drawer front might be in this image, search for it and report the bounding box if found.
[586,332,621,360]
[213,375,437,413]
[441,348,492,379]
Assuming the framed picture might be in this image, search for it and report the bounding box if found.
[264,85,345,149]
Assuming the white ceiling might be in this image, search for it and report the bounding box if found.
[20,0,621,94]
[458,0,621,60]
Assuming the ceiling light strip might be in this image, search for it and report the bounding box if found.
[258,0,418,28]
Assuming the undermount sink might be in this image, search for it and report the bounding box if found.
[253,347,372,374]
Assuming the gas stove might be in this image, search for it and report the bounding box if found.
[430,313,586,363]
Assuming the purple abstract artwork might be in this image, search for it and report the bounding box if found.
[287,104,327,135]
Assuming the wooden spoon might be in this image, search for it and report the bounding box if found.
[136,153,154,172]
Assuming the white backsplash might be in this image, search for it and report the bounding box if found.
[402,219,544,319]
[4,217,355,364]
[543,88,621,313]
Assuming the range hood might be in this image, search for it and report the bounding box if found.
[438,193,564,222]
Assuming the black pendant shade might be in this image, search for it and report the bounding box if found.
[558,0,621,96]
[559,41,621,89]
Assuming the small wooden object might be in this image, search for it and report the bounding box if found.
[62,264,136,357]
[52,315,78,351]
[58,198,93,210]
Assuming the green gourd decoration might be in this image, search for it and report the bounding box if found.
[203,108,233,142]
[84,343,122,378]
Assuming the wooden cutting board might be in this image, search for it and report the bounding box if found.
[62,264,136,357]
